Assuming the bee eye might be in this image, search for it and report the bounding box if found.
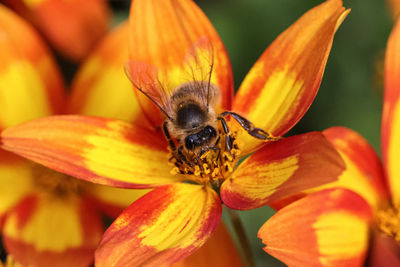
[185,135,197,150]
[205,126,217,137]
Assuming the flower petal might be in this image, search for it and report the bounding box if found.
[86,184,150,218]
[313,127,389,210]
[5,0,111,61]
[67,21,150,127]
[382,18,400,204]
[0,160,33,223]
[95,183,222,267]
[129,0,233,126]
[259,189,372,267]
[2,193,103,267]
[233,0,350,154]
[386,0,400,19]
[171,222,242,267]
[0,5,65,129]
[1,115,182,188]
[221,132,344,210]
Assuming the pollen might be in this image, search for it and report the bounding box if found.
[376,204,400,243]
[168,130,241,186]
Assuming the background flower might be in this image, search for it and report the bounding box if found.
[3,0,111,62]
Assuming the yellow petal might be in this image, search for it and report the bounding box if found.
[95,183,222,266]
[233,0,350,154]
[1,115,182,188]
[0,5,65,129]
[383,18,400,204]
[0,159,33,221]
[68,21,150,127]
[129,0,233,126]
[3,193,103,267]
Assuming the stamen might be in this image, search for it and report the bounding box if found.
[376,205,400,242]
[168,130,241,185]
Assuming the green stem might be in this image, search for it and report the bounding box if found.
[226,207,255,267]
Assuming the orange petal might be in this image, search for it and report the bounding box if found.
[0,160,33,224]
[259,188,372,267]
[383,18,400,204]
[95,183,222,267]
[312,127,390,210]
[172,222,242,267]
[221,132,345,210]
[1,115,183,188]
[2,193,103,267]
[86,184,150,218]
[0,5,65,129]
[5,0,111,61]
[67,21,150,128]
[129,0,233,126]
[386,0,400,19]
[233,0,350,154]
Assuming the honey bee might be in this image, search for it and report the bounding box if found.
[125,37,276,166]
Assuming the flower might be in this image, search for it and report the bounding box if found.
[1,0,349,265]
[0,6,146,266]
[0,5,242,267]
[387,0,400,19]
[3,0,111,61]
[258,16,400,267]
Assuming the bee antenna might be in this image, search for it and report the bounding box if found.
[206,44,214,111]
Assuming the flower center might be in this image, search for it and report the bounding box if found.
[376,204,400,243]
[168,130,241,186]
[32,165,85,198]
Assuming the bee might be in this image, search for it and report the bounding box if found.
[125,37,276,166]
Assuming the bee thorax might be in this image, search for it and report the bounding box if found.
[176,103,206,129]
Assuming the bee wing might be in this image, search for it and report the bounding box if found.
[124,60,172,119]
[182,36,215,107]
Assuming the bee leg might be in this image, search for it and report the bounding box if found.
[162,121,181,163]
[220,111,279,141]
[217,117,233,152]
[178,145,193,167]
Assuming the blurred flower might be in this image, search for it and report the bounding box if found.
[387,0,400,19]
[1,0,349,265]
[0,6,145,267]
[3,0,111,61]
[258,16,400,267]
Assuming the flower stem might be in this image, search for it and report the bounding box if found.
[226,207,255,267]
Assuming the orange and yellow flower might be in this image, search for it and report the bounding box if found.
[0,4,243,267]
[0,6,147,266]
[1,0,349,265]
[258,15,400,267]
[3,0,111,61]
